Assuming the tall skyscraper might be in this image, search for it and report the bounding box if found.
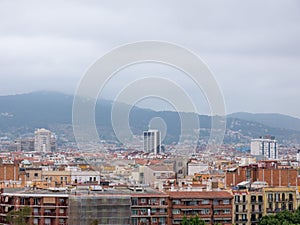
[143,129,161,155]
[250,136,278,159]
[34,128,55,152]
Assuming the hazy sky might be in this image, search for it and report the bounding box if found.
[1,0,300,117]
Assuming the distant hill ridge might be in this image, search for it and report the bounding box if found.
[228,112,300,132]
[0,91,299,144]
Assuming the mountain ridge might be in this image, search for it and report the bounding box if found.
[0,91,299,145]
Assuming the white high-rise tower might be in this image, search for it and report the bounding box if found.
[250,136,278,159]
[34,128,52,152]
[143,129,161,155]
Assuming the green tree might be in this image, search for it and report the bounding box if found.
[89,219,99,225]
[6,206,31,225]
[181,215,205,225]
[259,207,300,225]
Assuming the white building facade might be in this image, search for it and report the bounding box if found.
[251,136,278,159]
[34,128,52,152]
[143,129,161,154]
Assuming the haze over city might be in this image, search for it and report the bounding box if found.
[1,1,300,225]
[0,1,300,117]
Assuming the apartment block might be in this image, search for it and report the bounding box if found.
[68,193,131,225]
[232,189,263,225]
[0,189,68,225]
[167,191,233,225]
[263,187,296,215]
[144,165,176,188]
[131,191,168,225]
[232,186,297,225]
[226,162,299,187]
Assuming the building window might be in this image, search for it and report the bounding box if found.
[223,199,230,204]
[187,201,197,206]
[34,198,40,205]
[267,194,273,201]
[159,218,166,222]
[213,200,219,205]
[59,198,65,204]
[172,209,180,214]
[132,218,138,225]
[33,208,38,214]
[235,195,240,203]
[289,193,293,201]
[132,198,138,205]
[202,199,209,204]
[242,195,246,202]
[275,193,280,201]
[224,209,231,214]
[141,198,146,204]
[140,209,147,215]
[201,209,210,214]
[172,200,181,205]
[45,218,51,225]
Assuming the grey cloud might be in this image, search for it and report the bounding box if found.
[0,0,299,117]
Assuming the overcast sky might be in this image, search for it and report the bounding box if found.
[0,0,300,117]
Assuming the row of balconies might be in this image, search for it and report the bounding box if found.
[235,200,248,204]
[172,213,232,219]
[132,202,168,207]
[33,212,68,217]
[268,198,293,202]
[172,202,231,207]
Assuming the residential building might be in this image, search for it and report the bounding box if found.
[143,165,176,189]
[143,130,161,155]
[131,190,168,225]
[251,136,278,159]
[0,189,69,225]
[68,193,131,225]
[34,128,56,152]
[232,189,263,225]
[263,187,296,215]
[225,162,299,187]
[167,191,233,225]
[14,138,35,152]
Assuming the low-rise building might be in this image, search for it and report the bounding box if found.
[144,165,175,189]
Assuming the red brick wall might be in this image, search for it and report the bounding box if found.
[0,164,19,181]
[226,166,298,187]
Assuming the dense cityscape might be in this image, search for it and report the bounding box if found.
[1,1,300,225]
[0,127,299,224]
